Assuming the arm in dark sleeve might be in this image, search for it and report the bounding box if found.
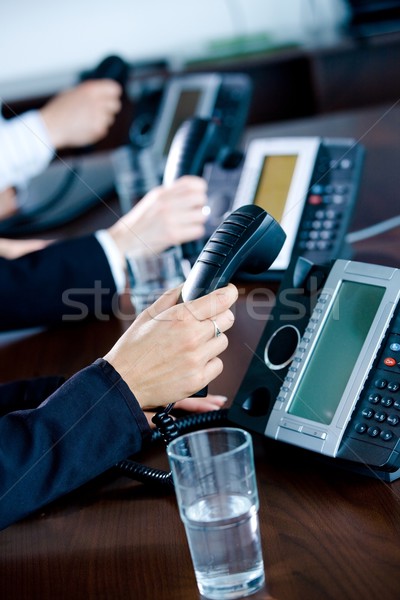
[0,235,117,331]
[0,358,151,530]
[0,376,65,416]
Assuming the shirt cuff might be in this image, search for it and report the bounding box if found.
[95,230,126,294]
[0,110,55,190]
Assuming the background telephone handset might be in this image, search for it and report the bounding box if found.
[79,54,130,86]
[162,118,222,187]
[162,117,227,263]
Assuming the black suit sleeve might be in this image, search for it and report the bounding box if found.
[0,235,117,330]
[0,375,65,416]
[0,359,151,530]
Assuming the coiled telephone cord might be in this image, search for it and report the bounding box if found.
[115,408,230,490]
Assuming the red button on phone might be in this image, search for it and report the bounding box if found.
[308,194,323,205]
[384,357,397,367]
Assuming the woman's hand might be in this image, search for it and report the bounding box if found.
[143,394,228,429]
[107,176,207,259]
[104,283,238,410]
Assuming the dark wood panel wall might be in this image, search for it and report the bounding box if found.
[3,32,400,146]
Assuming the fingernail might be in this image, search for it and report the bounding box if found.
[215,395,228,404]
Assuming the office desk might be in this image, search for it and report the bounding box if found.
[0,104,400,600]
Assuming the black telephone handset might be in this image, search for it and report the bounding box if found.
[162,117,222,186]
[162,117,226,262]
[181,203,286,397]
[181,204,286,300]
[79,54,130,86]
[116,204,286,487]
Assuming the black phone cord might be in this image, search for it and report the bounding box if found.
[114,408,230,490]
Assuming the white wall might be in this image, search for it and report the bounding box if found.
[0,0,349,100]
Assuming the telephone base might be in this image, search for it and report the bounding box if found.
[309,452,400,483]
[338,462,400,483]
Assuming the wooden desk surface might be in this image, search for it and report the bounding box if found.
[1,104,400,600]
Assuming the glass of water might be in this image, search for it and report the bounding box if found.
[127,246,186,314]
[167,428,265,600]
[111,145,139,214]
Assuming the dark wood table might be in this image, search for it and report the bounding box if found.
[1,103,400,600]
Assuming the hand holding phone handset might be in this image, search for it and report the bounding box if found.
[116,204,286,487]
[181,203,286,398]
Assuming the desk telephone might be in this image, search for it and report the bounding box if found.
[203,135,365,279]
[228,256,400,481]
[159,119,365,276]
[151,115,365,275]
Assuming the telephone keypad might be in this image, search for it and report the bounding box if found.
[296,142,363,264]
[348,323,400,447]
[347,299,400,452]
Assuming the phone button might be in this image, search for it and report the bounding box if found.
[280,418,302,433]
[354,422,367,434]
[362,408,374,419]
[368,393,381,404]
[375,379,388,389]
[388,382,400,392]
[384,357,397,367]
[380,396,393,407]
[301,426,327,440]
[367,426,381,437]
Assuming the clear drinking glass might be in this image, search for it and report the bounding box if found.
[167,427,265,600]
[111,145,139,214]
[126,246,186,314]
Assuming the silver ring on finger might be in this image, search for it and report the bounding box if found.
[211,319,222,338]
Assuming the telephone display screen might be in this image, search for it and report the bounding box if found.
[288,281,386,425]
[253,155,298,223]
[163,90,202,156]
